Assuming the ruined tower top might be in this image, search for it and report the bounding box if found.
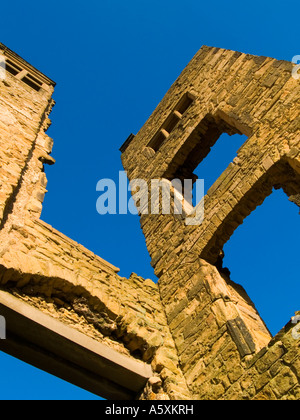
[121,45,300,267]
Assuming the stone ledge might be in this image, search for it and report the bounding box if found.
[0,290,153,400]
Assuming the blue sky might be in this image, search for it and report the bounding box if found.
[0,0,299,400]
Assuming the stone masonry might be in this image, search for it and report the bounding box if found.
[0,42,300,399]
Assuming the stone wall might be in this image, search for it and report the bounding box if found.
[155,258,300,400]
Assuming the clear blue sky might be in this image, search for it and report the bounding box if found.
[0,0,299,400]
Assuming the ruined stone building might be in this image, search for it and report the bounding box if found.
[0,42,299,400]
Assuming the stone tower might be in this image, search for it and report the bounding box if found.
[0,43,299,400]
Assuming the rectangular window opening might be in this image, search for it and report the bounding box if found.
[24,73,43,86]
[147,92,195,153]
[2,57,44,92]
[21,75,42,91]
[148,131,166,152]
[163,112,181,134]
[5,59,22,76]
